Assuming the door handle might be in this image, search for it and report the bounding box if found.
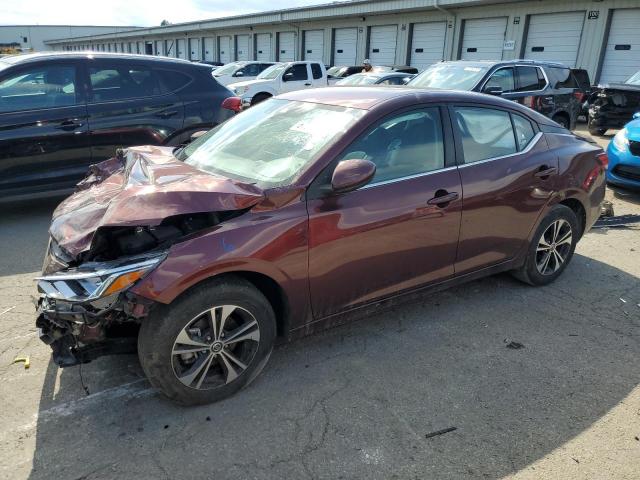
[534,166,557,178]
[155,110,178,119]
[56,119,83,130]
[427,190,459,207]
[304,83,311,86]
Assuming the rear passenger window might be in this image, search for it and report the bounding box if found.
[512,114,536,151]
[0,65,77,112]
[454,107,517,163]
[339,108,445,183]
[157,69,191,92]
[516,66,546,92]
[311,63,323,79]
[89,65,161,102]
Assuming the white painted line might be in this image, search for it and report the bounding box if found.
[0,306,16,316]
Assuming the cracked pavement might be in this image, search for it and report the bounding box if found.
[1,128,639,480]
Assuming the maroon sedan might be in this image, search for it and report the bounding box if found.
[37,87,607,405]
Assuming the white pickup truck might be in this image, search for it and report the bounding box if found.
[228,61,328,107]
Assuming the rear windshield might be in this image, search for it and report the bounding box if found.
[213,62,242,76]
[409,63,489,90]
[626,71,640,85]
[336,74,380,85]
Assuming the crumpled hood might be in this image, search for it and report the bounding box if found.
[597,82,640,93]
[50,145,264,258]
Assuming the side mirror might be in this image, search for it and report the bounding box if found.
[283,72,294,81]
[633,112,640,120]
[331,159,376,194]
[483,85,503,96]
[233,70,244,77]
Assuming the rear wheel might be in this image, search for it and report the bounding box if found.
[138,277,276,405]
[512,205,579,286]
[588,127,607,136]
[552,114,570,130]
[251,93,272,106]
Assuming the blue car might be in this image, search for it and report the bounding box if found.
[607,112,640,189]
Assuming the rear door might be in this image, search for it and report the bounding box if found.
[449,104,556,274]
[84,58,184,163]
[0,60,90,196]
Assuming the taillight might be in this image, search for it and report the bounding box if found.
[222,96,242,113]
[596,152,609,169]
[573,91,585,103]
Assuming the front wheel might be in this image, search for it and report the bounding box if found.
[512,205,579,286]
[588,127,607,136]
[138,276,276,405]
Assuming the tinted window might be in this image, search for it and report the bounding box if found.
[485,68,515,93]
[157,69,191,92]
[89,65,161,102]
[284,64,308,81]
[572,69,591,89]
[259,63,273,72]
[339,108,445,183]
[512,114,536,150]
[381,76,405,85]
[454,107,517,163]
[516,66,546,92]
[0,65,77,113]
[239,64,261,76]
[547,67,577,89]
[311,63,323,79]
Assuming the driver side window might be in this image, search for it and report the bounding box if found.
[485,68,515,93]
[284,64,308,81]
[338,108,445,184]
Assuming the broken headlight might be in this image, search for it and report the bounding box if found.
[36,253,165,302]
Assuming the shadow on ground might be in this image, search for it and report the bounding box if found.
[26,252,640,479]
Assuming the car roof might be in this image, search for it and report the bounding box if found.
[434,59,569,68]
[280,86,557,122]
[0,51,197,67]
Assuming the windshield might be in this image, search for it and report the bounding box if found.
[180,99,365,187]
[626,71,640,85]
[409,63,490,90]
[213,62,243,76]
[258,64,286,80]
[336,74,380,85]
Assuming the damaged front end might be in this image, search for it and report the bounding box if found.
[588,82,640,132]
[36,145,264,367]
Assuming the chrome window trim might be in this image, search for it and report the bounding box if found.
[457,132,543,169]
[479,65,549,95]
[361,165,458,190]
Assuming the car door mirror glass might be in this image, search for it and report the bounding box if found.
[283,72,294,81]
[331,159,376,194]
[483,85,503,96]
[234,70,244,77]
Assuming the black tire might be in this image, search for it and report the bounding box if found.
[512,205,579,286]
[251,93,271,106]
[588,127,607,136]
[138,276,276,406]
[552,114,570,130]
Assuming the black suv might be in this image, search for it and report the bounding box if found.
[408,60,580,129]
[0,52,233,200]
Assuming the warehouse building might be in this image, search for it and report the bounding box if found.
[45,0,640,84]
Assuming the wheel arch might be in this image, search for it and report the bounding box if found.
[558,197,587,238]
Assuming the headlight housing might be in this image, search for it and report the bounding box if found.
[612,128,629,150]
[36,254,165,302]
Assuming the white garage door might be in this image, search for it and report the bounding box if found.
[524,11,585,67]
[136,41,143,54]
[219,36,232,63]
[369,25,397,65]
[255,33,271,61]
[334,28,358,65]
[236,35,250,61]
[155,40,165,56]
[278,32,296,61]
[176,39,187,59]
[304,30,324,62]
[410,22,447,70]
[189,38,201,60]
[461,17,507,60]
[203,37,215,61]
[599,8,640,84]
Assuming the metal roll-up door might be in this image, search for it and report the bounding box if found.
[333,28,358,65]
[524,11,585,67]
[460,17,507,60]
[410,22,446,70]
[219,36,232,63]
[176,39,187,59]
[236,35,250,61]
[155,40,166,56]
[204,37,215,61]
[278,32,296,61]
[599,8,640,83]
[304,30,324,62]
[368,25,397,65]
[255,33,271,61]
[189,38,201,60]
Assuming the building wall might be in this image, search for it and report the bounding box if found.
[48,0,640,82]
[0,25,141,52]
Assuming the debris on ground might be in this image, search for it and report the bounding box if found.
[425,427,457,439]
[11,356,30,369]
[593,214,640,229]
[505,340,525,350]
[600,200,615,217]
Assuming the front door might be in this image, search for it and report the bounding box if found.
[450,105,557,274]
[0,61,90,196]
[280,64,312,93]
[307,107,462,319]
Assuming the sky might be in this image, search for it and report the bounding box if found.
[1,0,334,26]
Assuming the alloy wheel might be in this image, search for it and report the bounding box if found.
[171,305,260,390]
[535,219,572,275]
